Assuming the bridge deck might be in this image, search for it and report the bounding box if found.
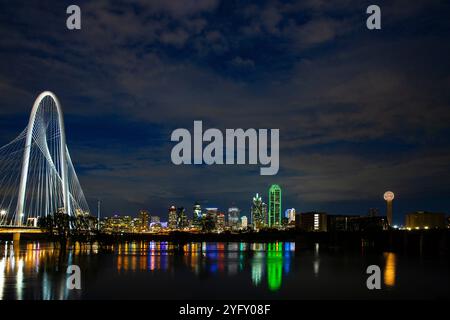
[0,227,43,233]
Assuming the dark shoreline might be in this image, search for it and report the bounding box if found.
[1,229,449,255]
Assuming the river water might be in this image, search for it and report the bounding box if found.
[0,240,448,300]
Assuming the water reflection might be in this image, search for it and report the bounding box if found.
[267,243,283,291]
[110,241,297,292]
[0,240,411,299]
[313,243,320,277]
[383,252,396,288]
[0,241,97,300]
[251,252,264,286]
[0,240,296,299]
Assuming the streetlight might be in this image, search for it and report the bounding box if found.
[0,210,6,216]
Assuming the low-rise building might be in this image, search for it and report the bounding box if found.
[298,212,327,232]
[405,211,446,230]
[327,215,388,232]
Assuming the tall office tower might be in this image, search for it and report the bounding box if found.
[262,202,268,223]
[168,205,177,229]
[228,207,241,230]
[268,184,282,227]
[204,208,218,232]
[193,202,202,229]
[176,207,188,229]
[251,193,266,230]
[241,216,248,229]
[138,210,150,232]
[286,208,296,224]
[216,213,225,232]
[383,191,395,227]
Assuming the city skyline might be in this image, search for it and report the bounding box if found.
[1,1,449,224]
[100,186,410,227]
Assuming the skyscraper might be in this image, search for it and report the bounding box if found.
[138,210,150,232]
[168,205,177,229]
[251,193,266,230]
[204,208,218,232]
[241,216,248,229]
[228,207,240,230]
[216,212,225,232]
[268,184,282,227]
[286,208,296,224]
[262,202,268,224]
[176,207,188,229]
[193,202,202,229]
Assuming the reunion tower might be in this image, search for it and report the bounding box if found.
[383,191,395,227]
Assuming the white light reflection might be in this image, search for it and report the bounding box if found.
[0,257,5,299]
[16,258,24,300]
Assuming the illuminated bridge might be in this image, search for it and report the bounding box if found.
[0,91,90,229]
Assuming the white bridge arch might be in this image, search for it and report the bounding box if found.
[0,91,90,227]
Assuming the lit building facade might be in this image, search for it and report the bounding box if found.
[176,207,188,229]
[216,213,225,232]
[168,206,177,229]
[228,207,240,230]
[138,210,150,232]
[241,216,248,229]
[251,193,266,230]
[405,211,446,230]
[298,212,327,232]
[268,184,282,227]
[286,208,296,224]
[102,215,132,233]
[327,215,388,232]
[204,208,218,232]
[262,203,268,225]
[193,202,202,229]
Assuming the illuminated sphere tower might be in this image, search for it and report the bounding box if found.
[383,191,395,227]
[268,184,282,227]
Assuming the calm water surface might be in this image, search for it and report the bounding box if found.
[0,240,448,300]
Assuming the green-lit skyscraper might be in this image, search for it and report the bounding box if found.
[268,184,282,227]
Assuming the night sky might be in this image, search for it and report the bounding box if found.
[0,0,449,225]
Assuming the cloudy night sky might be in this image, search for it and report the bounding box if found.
[0,0,449,225]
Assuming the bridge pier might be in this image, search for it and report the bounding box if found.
[13,232,21,242]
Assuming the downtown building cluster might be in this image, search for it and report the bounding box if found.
[154,184,287,233]
[99,185,450,234]
[100,184,290,234]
